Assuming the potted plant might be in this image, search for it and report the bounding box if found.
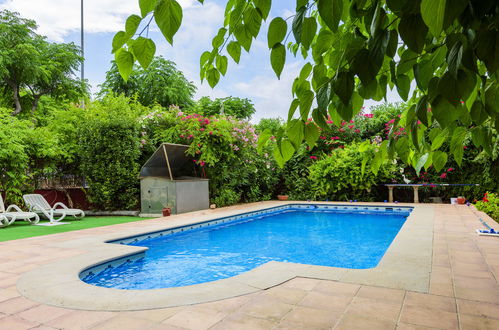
[277,194,289,201]
[456,196,466,204]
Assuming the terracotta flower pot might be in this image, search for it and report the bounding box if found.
[162,207,171,216]
[456,196,466,205]
[277,195,289,201]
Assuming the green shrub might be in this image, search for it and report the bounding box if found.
[475,192,499,222]
[211,188,241,207]
[78,96,143,210]
[308,142,402,201]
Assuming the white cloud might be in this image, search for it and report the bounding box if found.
[233,61,302,122]
[0,0,199,41]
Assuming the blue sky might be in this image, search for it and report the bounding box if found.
[1,0,399,121]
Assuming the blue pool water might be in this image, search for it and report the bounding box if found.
[82,205,410,290]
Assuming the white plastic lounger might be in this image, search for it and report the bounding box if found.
[23,194,84,224]
[0,214,11,228]
[0,194,39,226]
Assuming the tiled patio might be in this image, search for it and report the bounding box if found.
[0,204,498,329]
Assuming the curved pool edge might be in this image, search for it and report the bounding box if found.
[16,201,434,311]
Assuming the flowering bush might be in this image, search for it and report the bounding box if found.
[139,107,278,206]
[475,192,499,222]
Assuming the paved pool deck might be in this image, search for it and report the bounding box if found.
[0,202,498,329]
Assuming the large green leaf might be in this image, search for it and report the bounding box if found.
[398,14,428,53]
[254,0,271,20]
[447,40,463,79]
[304,123,320,148]
[267,17,287,49]
[292,6,306,44]
[416,95,429,127]
[155,0,183,44]
[432,151,448,172]
[216,55,228,76]
[125,15,142,38]
[206,68,220,88]
[301,17,317,49]
[352,49,378,84]
[415,153,429,176]
[332,71,354,105]
[112,31,128,53]
[287,119,304,149]
[431,128,447,151]
[414,59,433,91]
[450,127,466,165]
[270,43,286,78]
[395,74,410,101]
[139,0,156,17]
[299,90,314,120]
[243,7,262,38]
[280,139,295,162]
[317,0,343,32]
[115,48,134,81]
[227,41,241,63]
[421,0,446,37]
[129,37,156,68]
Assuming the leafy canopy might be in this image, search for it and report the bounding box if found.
[98,56,196,108]
[192,96,256,120]
[0,10,87,115]
[113,0,498,174]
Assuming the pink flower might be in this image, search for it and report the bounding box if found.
[440,173,447,179]
[200,128,205,131]
[447,168,454,172]
[388,119,395,124]
[355,129,360,133]
[309,156,318,160]
[349,120,354,123]
[209,131,213,135]
[319,136,326,140]
[339,128,345,132]
[348,125,354,129]
[463,146,468,149]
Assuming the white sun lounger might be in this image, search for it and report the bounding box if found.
[0,194,39,226]
[23,194,84,223]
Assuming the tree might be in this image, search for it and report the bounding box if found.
[112,0,498,174]
[98,56,196,108]
[0,10,86,115]
[193,96,256,119]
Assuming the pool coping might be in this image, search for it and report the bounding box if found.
[16,201,434,311]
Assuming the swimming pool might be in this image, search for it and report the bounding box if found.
[81,204,412,290]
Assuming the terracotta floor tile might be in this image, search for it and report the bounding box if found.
[17,304,72,323]
[0,315,39,330]
[346,297,402,321]
[457,299,499,320]
[89,315,157,330]
[313,280,360,296]
[453,275,499,290]
[459,314,499,330]
[335,313,396,330]
[211,313,276,330]
[197,295,253,312]
[356,286,406,304]
[280,306,341,328]
[396,323,435,329]
[399,305,458,329]
[162,309,226,330]
[299,290,352,311]
[454,286,499,304]
[236,296,293,322]
[0,296,39,314]
[404,292,456,313]
[261,286,308,305]
[0,288,20,303]
[122,307,183,322]
[280,277,319,291]
[46,310,115,330]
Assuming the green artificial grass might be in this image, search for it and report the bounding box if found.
[0,216,153,242]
